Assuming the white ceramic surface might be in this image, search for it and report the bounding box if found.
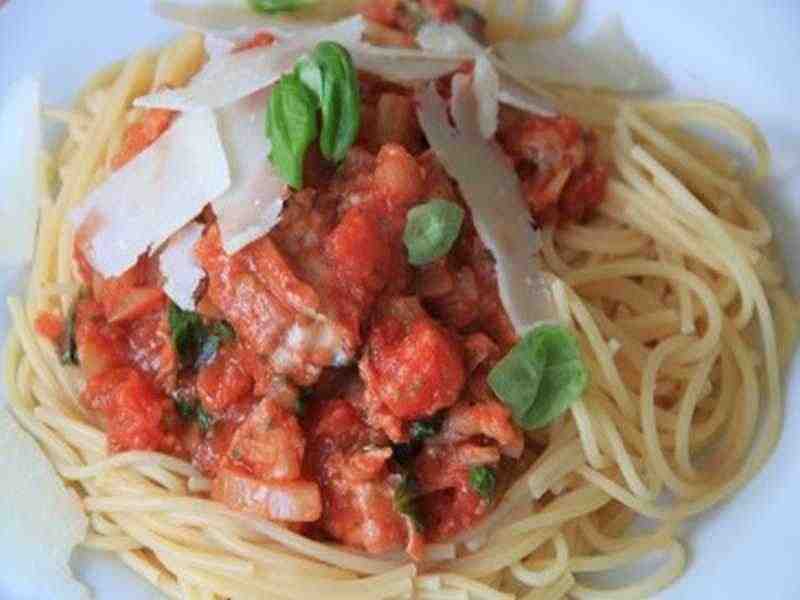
[1,1,798,599]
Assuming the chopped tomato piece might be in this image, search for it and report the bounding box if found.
[234,32,275,52]
[440,372,525,458]
[421,485,486,542]
[111,108,175,170]
[106,286,165,324]
[421,0,458,21]
[307,396,407,554]
[360,297,465,430]
[415,443,499,495]
[560,164,609,223]
[125,308,176,386]
[74,299,128,377]
[212,467,322,522]
[197,346,254,416]
[86,368,170,453]
[373,93,423,152]
[34,311,64,343]
[192,420,239,478]
[225,399,305,481]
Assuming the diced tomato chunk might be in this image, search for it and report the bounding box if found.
[421,0,458,21]
[361,297,465,425]
[421,485,486,542]
[560,164,609,223]
[34,311,64,343]
[325,206,391,296]
[225,399,305,481]
[74,299,128,377]
[212,467,322,522]
[307,395,407,554]
[197,346,254,416]
[86,368,170,453]
[106,286,165,323]
[192,420,239,478]
[111,109,175,171]
[234,31,275,52]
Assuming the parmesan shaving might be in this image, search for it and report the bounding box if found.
[0,408,89,600]
[416,22,556,117]
[135,16,366,111]
[496,16,668,92]
[212,89,286,254]
[473,54,499,139]
[159,222,205,310]
[0,77,41,267]
[416,79,557,333]
[71,109,231,277]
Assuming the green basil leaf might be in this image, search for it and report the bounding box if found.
[266,72,319,189]
[393,473,424,532]
[168,302,205,369]
[60,305,79,366]
[311,41,360,163]
[211,321,236,344]
[197,405,215,432]
[469,465,496,500]
[173,394,197,420]
[248,0,317,14]
[403,199,465,266]
[409,414,444,442]
[294,55,323,105]
[488,324,588,429]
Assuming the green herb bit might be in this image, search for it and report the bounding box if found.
[488,324,588,430]
[173,394,197,420]
[60,305,79,366]
[394,474,424,532]
[311,41,361,163]
[469,465,496,501]
[248,0,317,14]
[403,199,465,266]
[408,414,444,442]
[197,405,215,433]
[266,72,320,190]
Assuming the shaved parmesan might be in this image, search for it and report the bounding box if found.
[0,77,41,267]
[135,16,365,111]
[416,21,483,56]
[473,54,499,139]
[416,79,557,333]
[213,89,286,254]
[160,222,205,310]
[496,16,668,93]
[416,22,555,117]
[349,44,466,84]
[0,408,89,600]
[153,0,334,38]
[72,109,230,277]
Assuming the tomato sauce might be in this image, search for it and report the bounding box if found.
[54,23,609,558]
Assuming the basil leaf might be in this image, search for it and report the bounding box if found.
[60,305,79,366]
[211,321,236,344]
[488,324,588,429]
[404,199,465,266]
[393,473,424,532]
[173,394,197,420]
[169,303,236,370]
[248,0,317,14]
[312,42,360,163]
[197,405,215,432]
[266,72,319,189]
[295,55,323,104]
[469,465,496,500]
[409,414,444,442]
[168,302,205,369]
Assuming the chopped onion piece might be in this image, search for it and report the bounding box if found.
[416,79,557,334]
[159,222,205,310]
[71,109,231,277]
[0,408,89,600]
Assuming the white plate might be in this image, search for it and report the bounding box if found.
[1,1,799,599]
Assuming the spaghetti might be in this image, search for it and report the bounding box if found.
[4,2,799,599]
